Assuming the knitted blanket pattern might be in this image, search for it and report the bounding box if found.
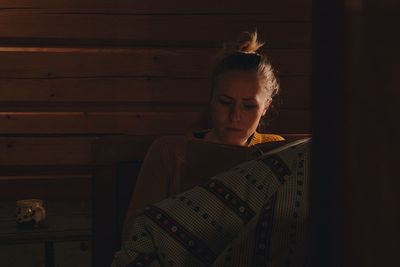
[112,139,310,267]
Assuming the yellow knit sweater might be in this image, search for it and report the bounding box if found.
[248,131,284,145]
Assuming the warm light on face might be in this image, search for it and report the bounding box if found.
[209,70,271,146]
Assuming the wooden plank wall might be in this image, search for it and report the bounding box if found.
[0,0,312,199]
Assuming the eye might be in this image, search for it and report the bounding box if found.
[218,98,232,106]
[243,103,258,109]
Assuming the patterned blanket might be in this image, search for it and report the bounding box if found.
[112,138,310,267]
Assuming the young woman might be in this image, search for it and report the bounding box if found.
[122,32,284,240]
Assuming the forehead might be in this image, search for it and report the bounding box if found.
[214,70,266,99]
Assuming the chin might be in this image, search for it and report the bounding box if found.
[215,129,248,146]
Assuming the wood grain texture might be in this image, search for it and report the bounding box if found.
[0,137,93,165]
[0,112,203,134]
[0,76,310,109]
[0,176,91,199]
[0,102,208,112]
[91,135,156,164]
[0,48,311,78]
[0,0,312,19]
[0,13,311,48]
[0,77,211,102]
[0,110,310,135]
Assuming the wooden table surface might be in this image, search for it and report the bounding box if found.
[0,200,91,245]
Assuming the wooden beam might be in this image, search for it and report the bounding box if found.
[0,76,311,109]
[0,48,311,78]
[0,0,312,20]
[0,13,311,48]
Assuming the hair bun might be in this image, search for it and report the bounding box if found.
[222,31,264,55]
[237,31,264,53]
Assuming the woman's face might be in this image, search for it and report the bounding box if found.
[210,70,271,146]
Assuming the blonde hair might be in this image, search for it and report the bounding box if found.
[233,31,264,53]
[212,31,280,100]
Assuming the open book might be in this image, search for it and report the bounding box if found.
[180,136,311,191]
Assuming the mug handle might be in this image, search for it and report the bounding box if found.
[33,205,46,223]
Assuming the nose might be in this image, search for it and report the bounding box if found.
[229,105,241,122]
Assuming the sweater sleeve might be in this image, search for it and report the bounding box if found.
[122,136,182,241]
